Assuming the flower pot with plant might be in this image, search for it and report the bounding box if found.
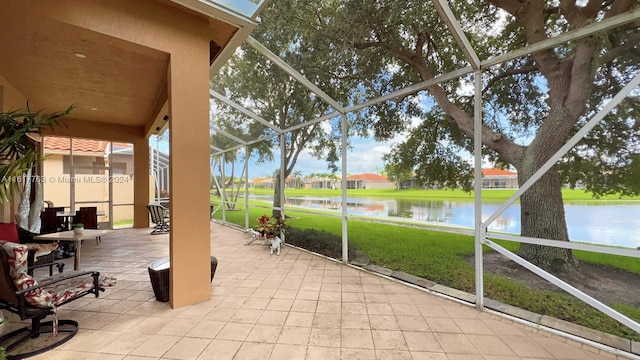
[254,214,286,238]
[72,223,84,234]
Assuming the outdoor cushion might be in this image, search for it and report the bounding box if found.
[0,222,19,243]
[0,240,117,308]
[0,240,53,307]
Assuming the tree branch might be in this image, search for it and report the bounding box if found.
[483,64,540,93]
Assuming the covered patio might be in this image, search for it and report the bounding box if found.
[1,223,623,359]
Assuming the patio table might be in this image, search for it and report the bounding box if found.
[33,229,113,270]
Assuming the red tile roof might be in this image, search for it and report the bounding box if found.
[44,137,107,152]
[346,173,389,181]
[482,168,517,176]
[252,177,273,183]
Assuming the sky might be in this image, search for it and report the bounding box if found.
[151,132,404,179]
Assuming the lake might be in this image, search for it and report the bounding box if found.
[248,195,640,249]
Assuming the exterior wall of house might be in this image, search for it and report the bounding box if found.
[42,153,137,224]
[32,0,215,307]
[365,180,395,189]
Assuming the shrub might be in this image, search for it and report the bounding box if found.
[285,226,368,264]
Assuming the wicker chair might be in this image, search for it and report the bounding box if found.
[0,241,115,359]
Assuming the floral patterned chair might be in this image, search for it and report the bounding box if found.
[0,240,116,359]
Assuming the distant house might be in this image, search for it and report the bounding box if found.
[481,168,518,189]
[346,173,394,189]
[305,176,339,189]
[252,177,274,189]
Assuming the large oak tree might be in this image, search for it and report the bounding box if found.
[213,0,639,271]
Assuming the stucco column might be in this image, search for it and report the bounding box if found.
[133,138,150,228]
[168,49,211,307]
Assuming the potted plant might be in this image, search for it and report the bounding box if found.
[72,223,84,234]
[254,214,286,238]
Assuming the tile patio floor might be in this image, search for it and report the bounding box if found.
[1,222,632,359]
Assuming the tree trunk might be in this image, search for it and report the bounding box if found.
[517,163,575,272]
[273,175,282,217]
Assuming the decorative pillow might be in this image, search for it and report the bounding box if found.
[0,223,19,243]
[26,243,59,259]
[0,240,54,308]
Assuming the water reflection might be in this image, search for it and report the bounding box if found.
[249,195,640,249]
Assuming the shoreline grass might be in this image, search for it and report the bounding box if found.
[238,187,640,202]
[211,198,640,341]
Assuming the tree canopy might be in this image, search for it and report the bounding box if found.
[210,0,640,269]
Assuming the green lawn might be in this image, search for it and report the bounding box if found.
[211,197,640,341]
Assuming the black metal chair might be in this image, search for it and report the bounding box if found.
[74,207,101,245]
[40,207,65,233]
[146,203,169,235]
[0,242,107,359]
[17,226,65,277]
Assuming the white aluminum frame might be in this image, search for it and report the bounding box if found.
[207,0,640,342]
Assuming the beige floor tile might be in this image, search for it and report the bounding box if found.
[313,312,342,329]
[277,326,311,345]
[230,309,264,324]
[163,337,211,360]
[342,314,370,329]
[269,343,307,360]
[215,322,253,341]
[425,317,462,333]
[391,303,421,316]
[297,289,320,300]
[416,304,448,318]
[97,331,151,355]
[453,318,495,335]
[290,299,318,312]
[403,331,443,352]
[100,314,147,333]
[129,334,181,357]
[466,334,516,356]
[434,333,478,355]
[500,335,554,358]
[445,354,485,360]
[247,324,282,343]
[533,336,596,359]
[284,311,315,327]
[372,329,407,350]
[257,310,289,326]
[156,318,197,336]
[409,351,448,360]
[267,298,294,311]
[309,327,341,347]
[342,329,374,349]
[197,339,242,360]
[369,314,401,330]
[319,290,342,301]
[342,302,368,315]
[342,292,366,303]
[233,341,274,360]
[375,349,413,360]
[341,348,376,359]
[242,297,271,310]
[317,300,342,314]
[185,320,226,338]
[274,288,298,299]
[367,302,394,315]
[396,315,430,332]
[307,345,341,360]
[12,226,622,360]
